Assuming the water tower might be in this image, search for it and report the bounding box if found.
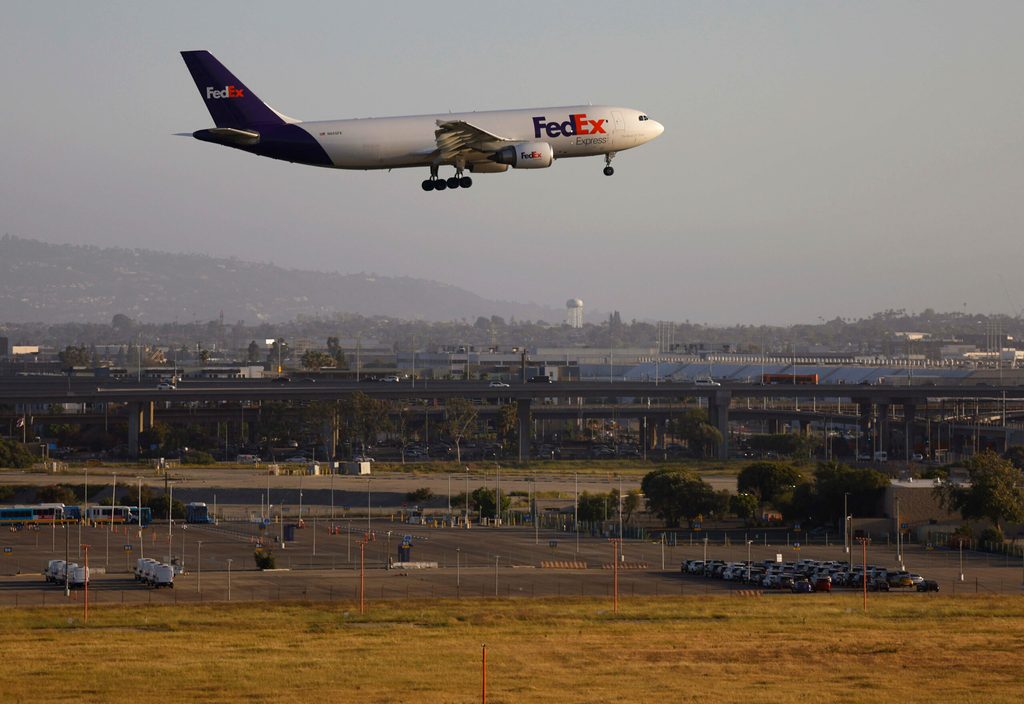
[566,298,584,328]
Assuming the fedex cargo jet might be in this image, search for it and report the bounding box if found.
[181,51,664,191]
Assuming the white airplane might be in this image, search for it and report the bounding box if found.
[181,51,664,191]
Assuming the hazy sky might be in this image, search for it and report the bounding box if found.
[2,2,1022,325]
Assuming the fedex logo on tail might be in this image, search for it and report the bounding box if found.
[532,113,606,139]
[206,85,245,99]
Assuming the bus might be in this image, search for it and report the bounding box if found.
[0,504,79,525]
[86,505,133,524]
[127,506,153,527]
[761,373,819,385]
[0,507,38,525]
[186,502,213,524]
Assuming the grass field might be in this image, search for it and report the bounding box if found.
[2,595,1022,703]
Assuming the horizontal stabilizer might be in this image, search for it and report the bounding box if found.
[192,127,261,146]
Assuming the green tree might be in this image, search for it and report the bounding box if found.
[496,403,519,450]
[35,484,80,504]
[0,439,35,468]
[444,397,478,463]
[669,409,722,458]
[640,468,719,528]
[326,337,348,369]
[729,492,759,523]
[737,462,803,505]
[934,450,1024,535]
[470,487,510,519]
[59,344,91,367]
[577,491,612,522]
[301,350,334,370]
[341,392,392,451]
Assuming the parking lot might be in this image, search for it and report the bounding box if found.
[2,514,1021,608]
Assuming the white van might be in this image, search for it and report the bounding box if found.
[151,563,175,588]
[135,558,158,582]
[694,376,721,387]
[44,559,65,583]
[68,564,90,588]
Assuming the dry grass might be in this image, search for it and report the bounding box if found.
[2,595,1022,703]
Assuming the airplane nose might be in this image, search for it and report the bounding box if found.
[651,120,665,138]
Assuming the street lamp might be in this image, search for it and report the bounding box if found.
[227,558,233,601]
[746,540,753,583]
[843,492,850,554]
[959,538,965,582]
[197,541,202,594]
[456,547,461,590]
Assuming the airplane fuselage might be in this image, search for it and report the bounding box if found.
[181,51,664,188]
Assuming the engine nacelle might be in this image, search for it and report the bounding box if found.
[489,142,554,169]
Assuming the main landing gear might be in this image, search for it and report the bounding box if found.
[422,165,472,192]
[603,151,616,176]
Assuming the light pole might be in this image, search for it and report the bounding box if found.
[197,541,202,593]
[227,558,233,601]
[618,475,624,561]
[465,467,470,527]
[456,547,461,590]
[959,538,965,582]
[574,473,579,556]
[494,554,499,597]
[746,540,753,583]
[366,478,371,535]
[896,496,903,570]
[843,492,850,554]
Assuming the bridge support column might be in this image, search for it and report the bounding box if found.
[708,390,731,460]
[517,398,532,464]
[141,401,154,431]
[902,402,917,460]
[877,403,890,454]
[321,419,336,461]
[127,402,141,459]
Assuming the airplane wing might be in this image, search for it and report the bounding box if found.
[434,120,512,161]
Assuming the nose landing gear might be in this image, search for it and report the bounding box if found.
[603,151,616,176]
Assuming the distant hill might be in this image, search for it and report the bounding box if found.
[0,236,561,324]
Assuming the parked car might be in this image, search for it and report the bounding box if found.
[916,580,940,592]
[813,576,832,593]
[791,579,813,593]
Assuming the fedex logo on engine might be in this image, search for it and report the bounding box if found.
[206,85,245,99]
[532,113,606,139]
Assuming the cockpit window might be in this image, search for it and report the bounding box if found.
[638,115,649,121]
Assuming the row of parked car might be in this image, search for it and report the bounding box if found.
[681,558,940,593]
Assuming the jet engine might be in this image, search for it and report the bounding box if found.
[489,142,554,169]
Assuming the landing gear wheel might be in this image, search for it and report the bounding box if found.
[421,179,435,191]
[459,176,473,188]
[603,166,615,176]
[446,176,460,189]
[434,178,447,191]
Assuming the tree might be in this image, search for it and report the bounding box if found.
[35,484,80,504]
[640,468,719,528]
[934,450,1024,535]
[737,462,803,505]
[776,461,889,527]
[470,487,510,519]
[342,392,392,450]
[301,350,334,370]
[669,409,722,458]
[729,492,759,523]
[326,337,348,369]
[59,344,91,367]
[444,397,478,463]
[496,403,519,450]
[0,439,35,468]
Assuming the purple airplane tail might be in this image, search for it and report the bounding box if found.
[181,50,289,128]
